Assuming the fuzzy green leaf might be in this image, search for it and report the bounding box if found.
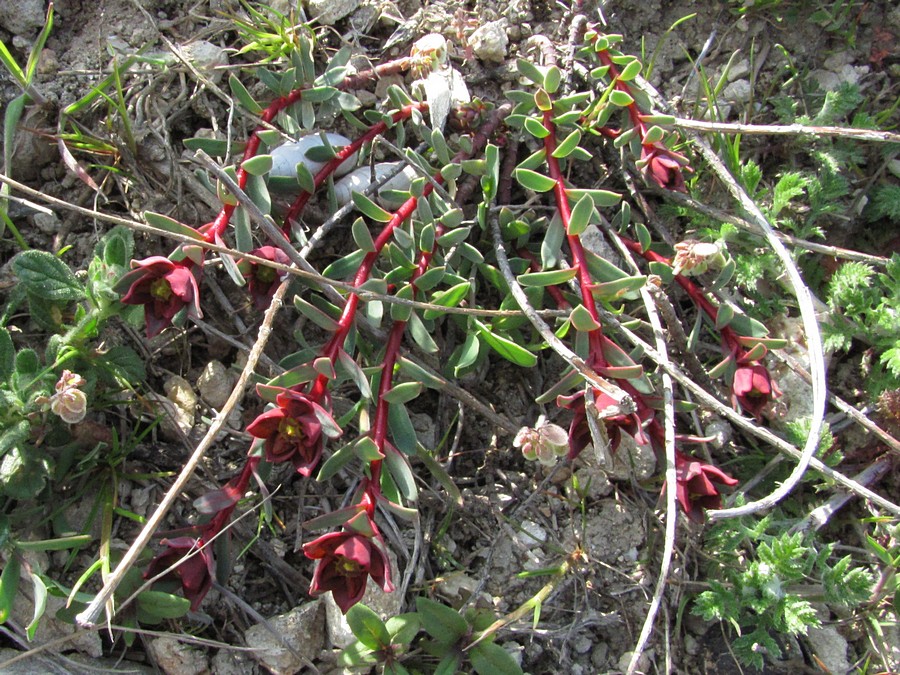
[13,251,85,302]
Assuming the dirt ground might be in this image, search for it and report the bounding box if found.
[1,0,898,673]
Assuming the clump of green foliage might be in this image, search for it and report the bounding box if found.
[695,519,874,669]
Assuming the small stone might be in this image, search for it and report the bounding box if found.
[469,20,509,64]
[806,625,850,674]
[591,642,609,668]
[0,0,45,35]
[726,59,751,82]
[307,0,360,25]
[617,649,651,673]
[197,360,235,409]
[606,435,656,481]
[164,375,197,435]
[721,79,752,104]
[245,601,325,675]
[32,212,60,235]
[180,40,229,83]
[211,649,255,675]
[146,637,209,675]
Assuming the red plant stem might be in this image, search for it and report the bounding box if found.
[201,58,418,243]
[307,105,512,404]
[595,48,645,134]
[542,109,608,366]
[203,456,261,537]
[617,236,744,356]
[281,105,425,232]
[202,89,307,241]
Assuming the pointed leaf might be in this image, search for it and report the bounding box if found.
[384,445,418,502]
[144,211,204,241]
[353,191,393,222]
[352,217,376,253]
[294,295,340,331]
[415,445,463,506]
[609,89,634,107]
[715,303,735,329]
[229,74,263,113]
[569,304,600,332]
[475,320,537,367]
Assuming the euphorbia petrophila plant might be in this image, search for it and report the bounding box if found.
[127,25,786,618]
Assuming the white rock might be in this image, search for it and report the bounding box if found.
[269,133,358,190]
[469,20,509,64]
[307,0,360,25]
[146,637,208,675]
[244,601,325,675]
[196,360,235,409]
[334,162,420,209]
[806,625,851,674]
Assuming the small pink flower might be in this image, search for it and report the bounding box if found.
[638,143,691,192]
[672,451,739,522]
[119,257,202,337]
[244,246,290,311]
[144,537,215,611]
[732,364,779,420]
[303,530,393,613]
[246,389,339,476]
[514,416,568,466]
[49,370,87,424]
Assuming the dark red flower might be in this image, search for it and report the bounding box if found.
[245,246,291,311]
[672,451,739,522]
[119,257,201,337]
[245,389,338,476]
[639,143,690,192]
[144,537,214,611]
[558,388,651,460]
[732,364,779,420]
[303,530,394,613]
